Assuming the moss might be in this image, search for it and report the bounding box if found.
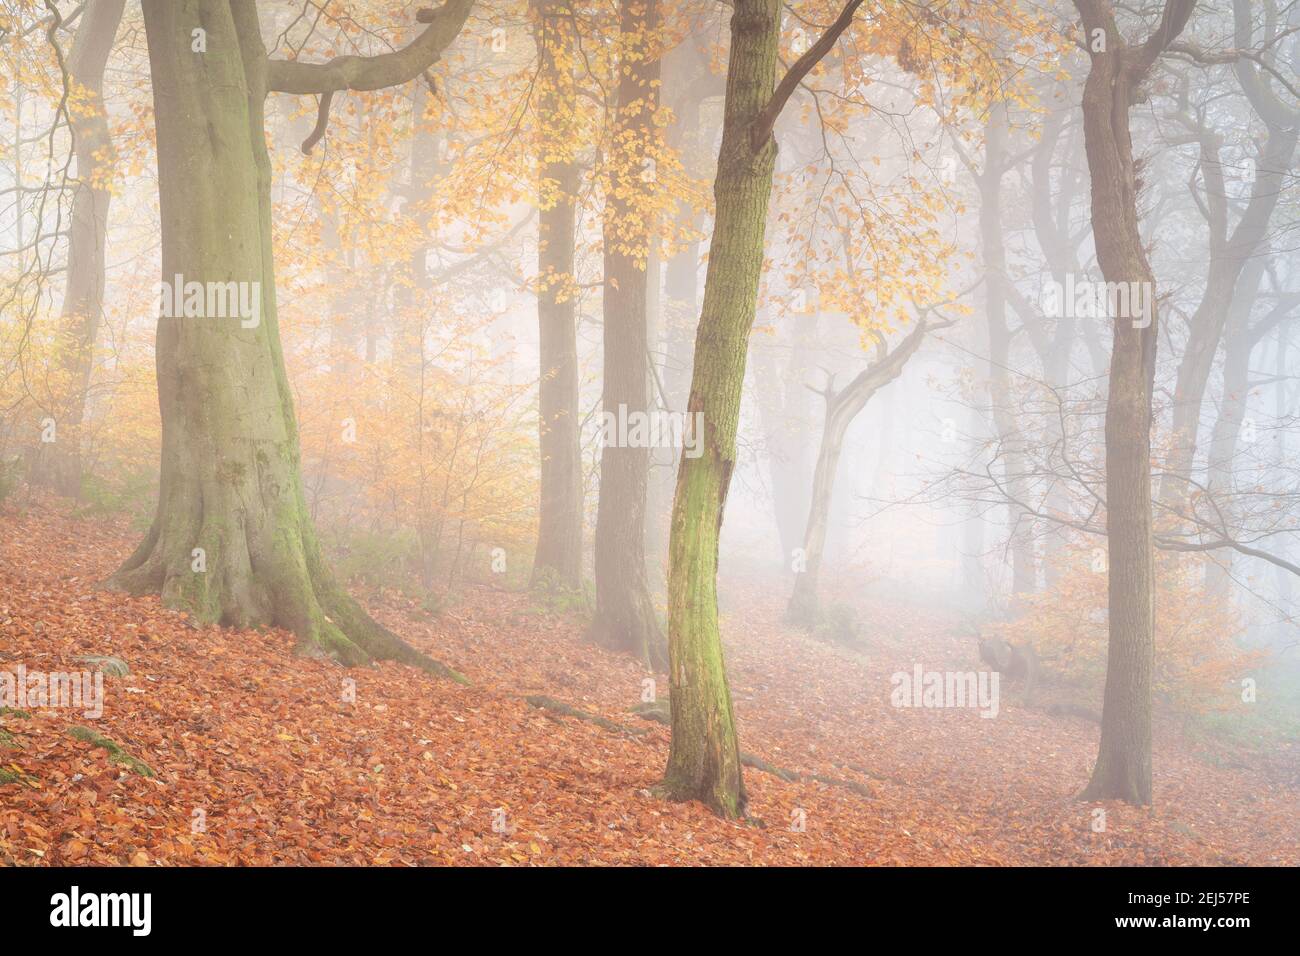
[0,767,28,785]
[527,695,645,735]
[67,726,156,778]
[630,699,670,725]
[0,707,32,719]
[75,655,130,678]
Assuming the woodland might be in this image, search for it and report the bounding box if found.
[0,0,1297,867]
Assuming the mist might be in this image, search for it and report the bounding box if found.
[0,0,1295,891]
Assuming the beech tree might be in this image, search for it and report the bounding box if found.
[529,0,585,590]
[589,0,667,667]
[956,104,1037,594]
[1072,0,1196,805]
[30,0,126,496]
[110,0,476,675]
[1159,0,1299,508]
[662,0,863,818]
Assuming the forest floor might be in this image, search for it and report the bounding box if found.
[2,500,1296,866]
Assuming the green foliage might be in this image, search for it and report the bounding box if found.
[529,566,593,615]
[813,602,861,646]
[78,468,156,528]
[1186,662,1300,755]
[0,456,20,504]
[325,528,421,590]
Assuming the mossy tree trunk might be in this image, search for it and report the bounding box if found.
[662,0,862,818]
[1073,0,1195,805]
[112,0,473,678]
[647,39,720,573]
[589,0,667,668]
[530,0,585,591]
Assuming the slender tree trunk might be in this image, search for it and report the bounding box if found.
[786,396,846,627]
[1074,0,1195,805]
[977,105,1036,594]
[754,323,814,567]
[1160,120,1298,505]
[662,0,787,819]
[1159,0,1299,506]
[31,0,126,496]
[112,0,465,680]
[530,0,584,590]
[589,0,666,667]
[787,322,928,625]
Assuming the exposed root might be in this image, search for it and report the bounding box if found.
[67,726,155,778]
[531,694,874,801]
[108,513,468,683]
[525,695,647,735]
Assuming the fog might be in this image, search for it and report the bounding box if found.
[0,0,1295,872]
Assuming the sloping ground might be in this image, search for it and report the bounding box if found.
[1,501,1295,865]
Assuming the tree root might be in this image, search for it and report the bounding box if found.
[1041,702,1102,724]
[67,726,155,778]
[531,694,874,800]
[525,695,647,735]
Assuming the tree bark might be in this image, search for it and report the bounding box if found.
[530,0,585,590]
[661,0,861,817]
[31,0,126,496]
[661,0,786,819]
[113,0,471,680]
[589,0,666,667]
[786,322,929,626]
[1074,0,1195,805]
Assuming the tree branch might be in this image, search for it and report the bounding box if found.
[748,0,863,153]
[267,0,473,95]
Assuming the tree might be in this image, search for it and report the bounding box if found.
[662,0,863,818]
[786,316,934,626]
[956,104,1037,594]
[30,0,126,496]
[1072,0,1196,805]
[1159,0,1299,508]
[110,0,475,675]
[529,0,584,591]
[589,0,668,667]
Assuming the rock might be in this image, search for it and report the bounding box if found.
[75,655,130,677]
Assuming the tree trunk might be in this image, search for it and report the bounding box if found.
[1073,0,1195,805]
[112,0,464,680]
[30,0,126,496]
[530,0,584,590]
[662,0,787,819]
[787,322,929,626]
[786,396,845,628]
[754,323,815,567]
[589,0,666,667]
[1160,120,1298,506]
[977,105,1036,594]
[1159,0,1299,507]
